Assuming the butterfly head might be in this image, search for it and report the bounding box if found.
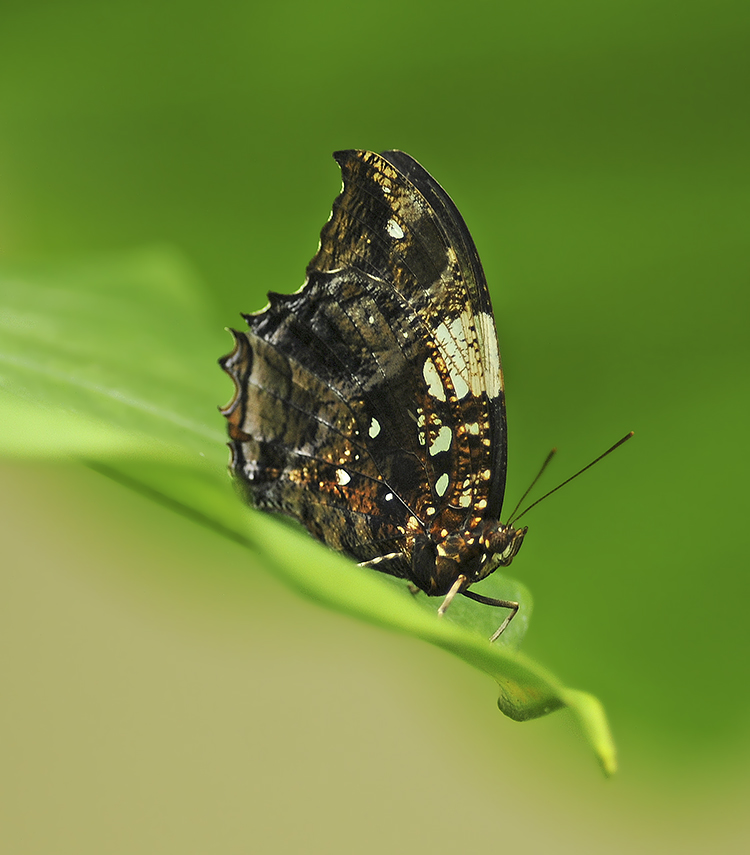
[481,521,528,572]
[412,521,527,597]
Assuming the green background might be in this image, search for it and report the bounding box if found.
[2,0,749,851]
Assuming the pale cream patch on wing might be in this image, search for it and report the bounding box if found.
[476,311,503,398]
[386,218,405,239]
[433,307,485,399]
[422,358,447,402]
[429,425,453,456]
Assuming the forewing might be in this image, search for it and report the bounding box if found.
[312,150,508,523]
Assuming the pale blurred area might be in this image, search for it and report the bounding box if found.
[2,459,749,854]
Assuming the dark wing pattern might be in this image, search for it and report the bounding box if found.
[220,149,510,587]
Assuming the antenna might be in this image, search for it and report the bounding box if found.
[509,431,634,525]
[505,447,557,523]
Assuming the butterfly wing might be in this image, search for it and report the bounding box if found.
[220,150,508,572]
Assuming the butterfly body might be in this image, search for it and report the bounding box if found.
[220,150,526,624]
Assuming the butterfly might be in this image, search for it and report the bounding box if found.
[220,150,527,640]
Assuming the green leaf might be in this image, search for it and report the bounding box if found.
[0,249,617,775]
[89,456,616,775]
[0,248,227,464]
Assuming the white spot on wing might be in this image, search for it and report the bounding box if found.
[369,417,381,438]
[476,311,503,398]
[386,218,405,239]
[422,358,446,401]
[336,469,351,486]
[452,373,470,398]
[435,473,449,496]
[429,425,453,456]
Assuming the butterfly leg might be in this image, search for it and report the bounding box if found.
[460,589,519,641]
[437,574,468,617]
[357,552,410,579]
[488,606,519,642]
